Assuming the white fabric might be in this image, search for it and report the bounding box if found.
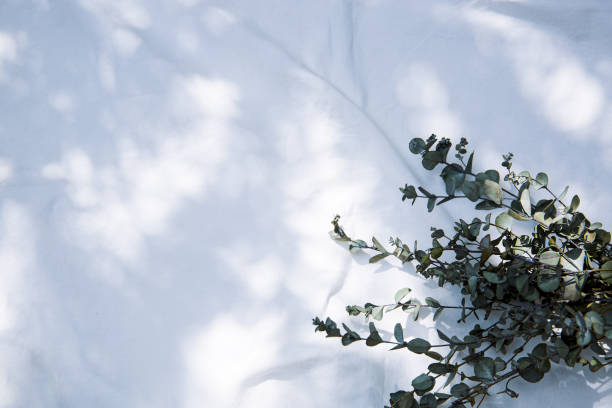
[0,0,611,406]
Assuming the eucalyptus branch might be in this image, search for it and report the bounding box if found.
[316,135,612,408]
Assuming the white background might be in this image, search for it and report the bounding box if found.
[0,0,611,407]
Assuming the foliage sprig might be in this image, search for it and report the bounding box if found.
[314,135,612,407]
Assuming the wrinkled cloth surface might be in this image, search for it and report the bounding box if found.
[0,0,611,407]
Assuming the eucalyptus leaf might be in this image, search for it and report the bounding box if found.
[484,169,500,183]
[474,357,496,380]
[520,188,531,216]
[585,311,604,336]
[419,393,437,408]
[558,185,569,201]
[395,287,412,303]
[600,261,612,284]
[535,172,548,187]
[427,197,436,213]
[411,374,434,392]
[539,250,560,266]
[484,271,505,284]
[436,329,451,343]
[517,358,544,383]
[369,253,390,264]
[372,237,387,252]
[483,179,503,205]
[495,211,513,232]
[390,391,415,408]
[394,323,404,343]
[428,363,454,374]
[568,195,580,213]
[466,152,474,173]
[450,383,470,398]
[372,306,384,321]
[407,338,431,354]
[409,138,426,154]
[537,275,560,293]
[462,180,481,202]
[366,324,383,346]
[425,297,441,308]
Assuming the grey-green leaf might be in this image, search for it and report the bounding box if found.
[535,172,548,187]
[601,260,612,284]
[419,393,436,408]
[483,179,503,205]
[484,271,505,284]
[462,180,481,202]
[537,275,560,292]
[407,338,431,354]
[568,194,580,213]
[394,323,404,343]
[484,169,500,183]
[428,363,454,374]
[395,287,411,303]
[411,374,435,392]
[372,306,384,321]
[585,311,604,336]
[366,324,383,346]
[409,138,426,154]
[372,237,386,252]
[425,297,440,308]
[369,253,390,264]
[517,358,544,383]
[450,383,470,398]
[495,211,513,232]
[474,357,496,380]
[427,197,436,212]
[520,188,531,216]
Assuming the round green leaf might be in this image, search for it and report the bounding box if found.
[520,188,531,216]
[422,151,442,170]
[450,383,470,398]
[537,275,560,292]
[532,343,548,360]
[535,172,548,187]
[517,358,544,383]
[495,211,513,232]
[474,357,496,380]
[390,391,415,408]
[600,261,612,284]
[539,250,560,266]
[483,179,503,205]
[409,138,426,154]
[568,194,580,213]
[411,374,434,392]
[585,311,604,336]
[577,329,592,347]
[484,271,506,284]
[462,180,481,202]
[395,287,412,303]
[372,306,384,321]
[407,338,431,354]
[419,393,437,408]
